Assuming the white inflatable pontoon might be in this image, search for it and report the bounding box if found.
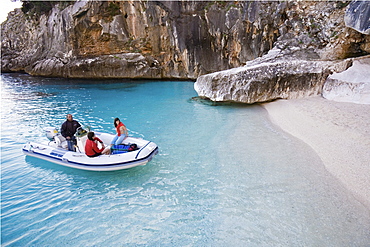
[22,127,158,171]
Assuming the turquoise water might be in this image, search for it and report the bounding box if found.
[1,73,369,246]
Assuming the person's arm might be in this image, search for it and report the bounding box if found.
[73,121,81,135]
[61,122,67,138]
[94,137,103,143]
[94,137,105,148]
[120,125,128,136]
[92,142,104,153]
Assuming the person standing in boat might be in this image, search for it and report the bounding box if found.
[61,114,81,151]
[85,132,110,157]
[111,117,128,146]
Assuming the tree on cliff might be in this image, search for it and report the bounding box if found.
[21,1,75,18]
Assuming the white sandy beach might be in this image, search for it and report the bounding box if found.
[263,97,370,209]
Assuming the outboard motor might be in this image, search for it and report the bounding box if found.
[45,127,58,141]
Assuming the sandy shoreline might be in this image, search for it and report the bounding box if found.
[263,97,370,209]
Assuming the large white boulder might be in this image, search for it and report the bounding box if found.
[194,53,351,104]
[323,56,370,104]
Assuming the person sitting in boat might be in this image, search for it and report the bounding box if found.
[85,132,110,157]
[111,117,128,146]
[61,114,81,151]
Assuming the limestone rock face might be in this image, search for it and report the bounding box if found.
[194,1,370,104]
[195,52,352,104]
[29,53,161,79]
[1,1,369,103]
[323,56,370,104]
[345,1,370,35]
[2,1,368,79]
[1,1,284,79]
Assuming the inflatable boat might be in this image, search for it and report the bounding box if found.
[22,127,158,171]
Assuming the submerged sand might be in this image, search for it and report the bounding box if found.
[263,97,370,209]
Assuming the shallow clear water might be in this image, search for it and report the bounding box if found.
[1,73,369,246]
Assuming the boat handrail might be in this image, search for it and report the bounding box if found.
[135,141,151,159]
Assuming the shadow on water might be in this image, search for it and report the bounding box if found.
[1,72,171,94]
[2,72,137,85]
[188,96,255,108]
[188,96,283,108]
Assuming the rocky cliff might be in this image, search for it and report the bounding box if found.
[194,0,370,104]
[1,1,284,79]
[1,1,370,103]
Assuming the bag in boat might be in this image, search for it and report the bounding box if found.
[111,144,138,154]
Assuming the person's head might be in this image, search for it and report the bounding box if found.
[87,132,95,141]
[114,118,120,127]
[66,114,73,121]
